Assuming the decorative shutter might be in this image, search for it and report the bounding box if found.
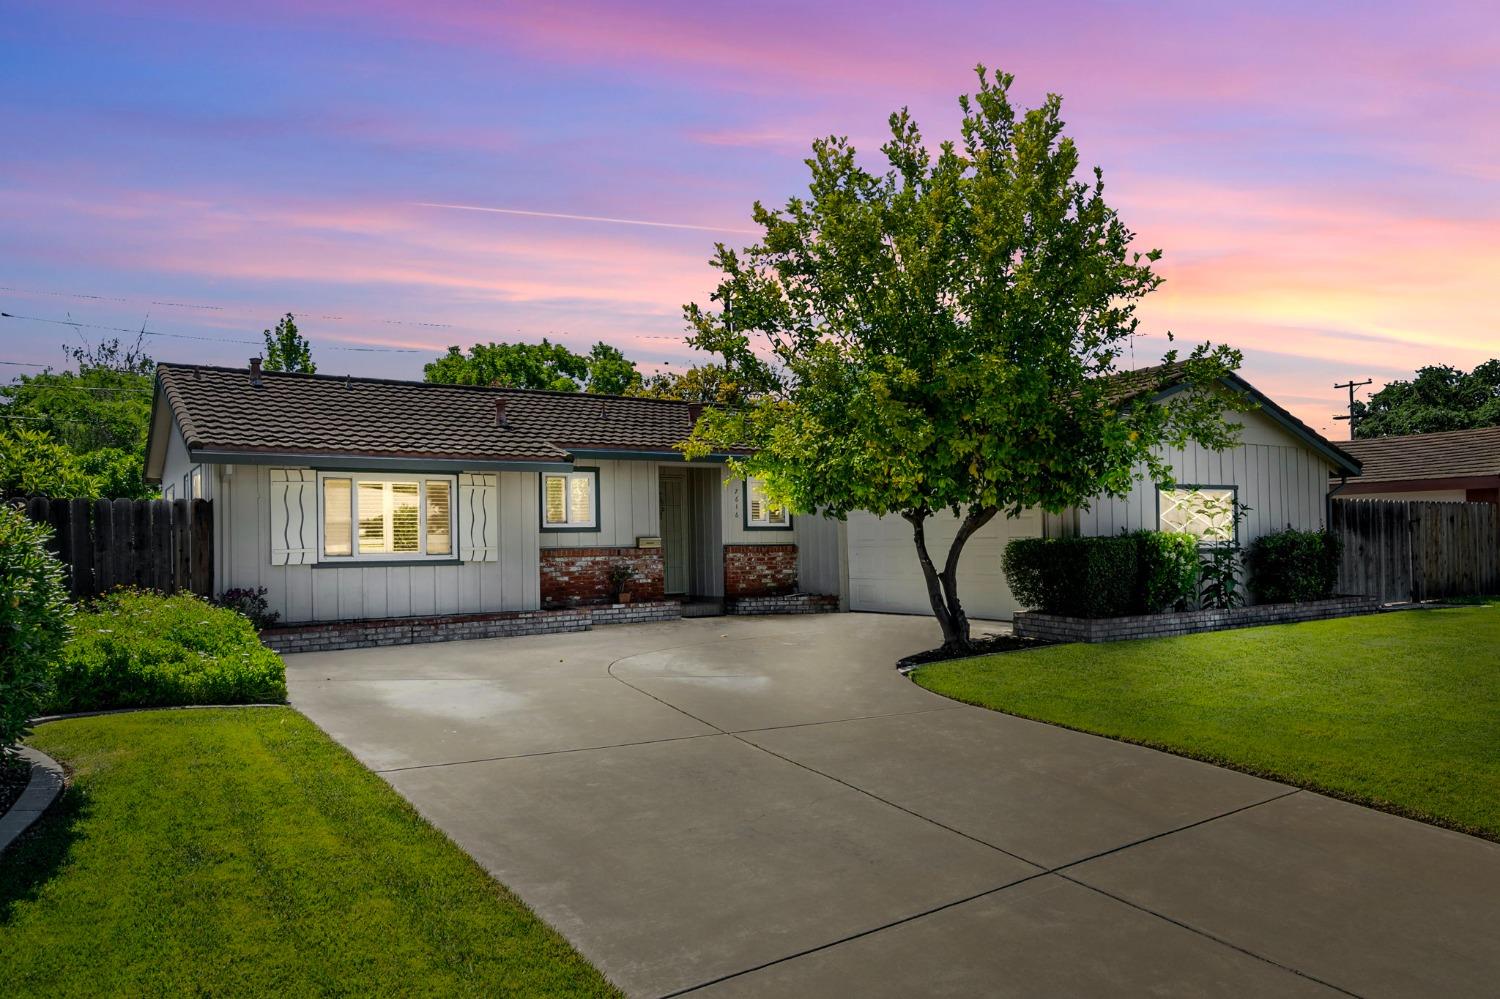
[269,469,317,565]
[459,473,498,562]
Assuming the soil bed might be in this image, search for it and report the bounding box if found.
[898,633,1051,670]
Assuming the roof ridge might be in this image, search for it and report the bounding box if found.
[1342,424,1500,447]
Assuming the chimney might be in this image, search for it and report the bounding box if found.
[598,400,607,420]
[494,398,510,428]
[249,357,263,387]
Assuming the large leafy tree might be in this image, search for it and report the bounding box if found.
[262,313,317,373]
[1352,361,1500,438]
[0,334,155,498]
[425,339,643,394]
[630,363,748,405]
[683,67,1242,650]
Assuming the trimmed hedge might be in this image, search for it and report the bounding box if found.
[50,589,287,713]
[0,507,73,758]
[1246,529,1342,604]
[1004,531,1199,618]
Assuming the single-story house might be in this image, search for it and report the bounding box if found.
[144,361,1359,641]
[1331,426,1500,505]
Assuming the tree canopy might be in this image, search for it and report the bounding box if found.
[424,339,644,394]
[1352,360,1500,438]
[681,66,1242,648]
[0,335,156,499]
[262,313,316,373]
[629,363,749,405]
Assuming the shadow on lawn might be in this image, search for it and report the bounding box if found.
[0,783,91,923]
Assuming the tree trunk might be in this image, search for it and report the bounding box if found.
[903,506,1000,651]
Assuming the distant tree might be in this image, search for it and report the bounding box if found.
[425,339,642,394]
[584,342,643,395]
[0,333,155,498]
[681,66,1242,651]
[0,428,98,498]
[630,363,749,406]
[1352,360,1500,438]
[262,313,316,373]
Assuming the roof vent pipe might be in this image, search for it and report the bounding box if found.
[495,398,510,428]
[249,356,263,387]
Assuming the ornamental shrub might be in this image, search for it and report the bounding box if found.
[1246,529,1342,604]
[0,507,73,758]
[213,586,281,630]
[1004,531,1200,618]
[50,589,287,713]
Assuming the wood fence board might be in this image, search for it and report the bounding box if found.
[11,497,214,599]
[1334,498,1498,603]
[190,499,214,597]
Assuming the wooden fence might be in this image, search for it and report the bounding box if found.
[11,497,214,599]
[1331,498,1499,603]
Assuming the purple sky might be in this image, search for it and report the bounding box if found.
[3,1,1497,436]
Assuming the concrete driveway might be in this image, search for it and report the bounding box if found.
[286,614,1500,998]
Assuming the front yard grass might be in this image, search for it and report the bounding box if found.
[0,708,618,998]
[915,603,1500,841]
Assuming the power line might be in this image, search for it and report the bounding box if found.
[0,312,424,353]
[0,360,49,368]
[2,285,450,326]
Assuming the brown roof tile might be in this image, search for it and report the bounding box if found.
[1338,426,1500,483]
[156,364,696,463]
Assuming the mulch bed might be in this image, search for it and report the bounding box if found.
[898,633,1051,671]
[0,752,31,816]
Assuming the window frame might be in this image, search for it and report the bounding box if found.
[1156,483,1239,546]
[187,464,205,501]
[538,466,600,533]
[315,471,459,563]
[743,477,792,531]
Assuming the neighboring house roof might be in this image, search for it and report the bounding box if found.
[148,364,700,474]
[1101,361,1362,476]
[1336,426,1500,484]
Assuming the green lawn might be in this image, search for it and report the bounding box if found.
[0,708,618,998]
[915,603,1500,841]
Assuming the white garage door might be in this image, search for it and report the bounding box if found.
[846,508,1043,620]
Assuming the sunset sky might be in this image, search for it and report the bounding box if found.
[3,1,1496,437]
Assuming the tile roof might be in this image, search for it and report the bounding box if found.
[1337,425,1500,483]
[155,364,697,464]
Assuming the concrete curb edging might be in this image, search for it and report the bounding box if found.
[0,746,65,853]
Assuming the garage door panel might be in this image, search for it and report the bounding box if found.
[846,509,1041,620]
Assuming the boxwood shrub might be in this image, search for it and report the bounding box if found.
[1003,530,1199,618]
[50,589,287,713]
[0,507,73,758]
[1246,529,1342,604]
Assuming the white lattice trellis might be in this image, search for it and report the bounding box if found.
[1159,487,1235,542]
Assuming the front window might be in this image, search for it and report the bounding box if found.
[320,474,455,559]
[746,477,789,528]
[1158,486,1236,544]
[541,469,598,530]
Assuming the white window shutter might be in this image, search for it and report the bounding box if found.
[269,469,316,565]
[459,473,498,561]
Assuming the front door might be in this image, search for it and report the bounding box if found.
[659,470,689,595]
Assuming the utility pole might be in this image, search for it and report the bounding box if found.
[1333,378,1372,436]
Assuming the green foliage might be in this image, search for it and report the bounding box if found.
[1004,536,1138,618]
[1133,530,1200,613]
[50,590,286,713]
[1352,360,1500,438]
[213,586,282,630]
[1246,529,1342,604]
[1198,500,1250,610]
[630,363,749,405]
[0,334,155,498]
[424,339,642,394]
[0,507,73,757]
[1004,531,1198,618]
[262,313,317,373]
[681,66,1242,647]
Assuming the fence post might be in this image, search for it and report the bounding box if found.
[191,499,214,598]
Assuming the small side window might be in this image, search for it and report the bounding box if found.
[540,469,598,530]
[745,478,790,529]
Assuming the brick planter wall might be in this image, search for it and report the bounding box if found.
[726,593,839,615]
[1013,594,1381,644]
[541,546,665,609]
[724,543,798,598]
[261,600,683,654]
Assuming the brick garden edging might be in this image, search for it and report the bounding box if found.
[0,746,65,854]
[1013,594,1381,644]
[726,593,840,615]
[723,543,798,598]
[260,601,683,654]
[541,546,665,608]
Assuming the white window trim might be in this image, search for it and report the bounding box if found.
[316,471,458,562]
[162,483,176,502]
[745,477,790,529]
[540,468,599,531]
[187,464,205,501]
